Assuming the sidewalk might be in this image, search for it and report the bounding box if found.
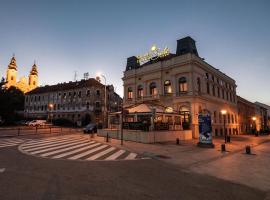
[92,134,270,193]
[92,134,269,166]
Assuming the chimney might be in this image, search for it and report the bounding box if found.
[176,36,199,57]
[125,56,140,71]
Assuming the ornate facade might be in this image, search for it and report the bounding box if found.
[123,36,239,138]
[5,56,38,93]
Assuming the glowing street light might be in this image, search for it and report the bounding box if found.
[48,103,53,124]
[221,109,227,143]
[252,117,257,121]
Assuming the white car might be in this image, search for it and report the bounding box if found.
[28,120,47,127]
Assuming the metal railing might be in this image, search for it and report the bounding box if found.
[0,126,83,138]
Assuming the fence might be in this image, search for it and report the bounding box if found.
[0,126,83,138]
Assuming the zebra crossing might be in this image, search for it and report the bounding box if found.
[19,135,146,161]
[0,138,27,148]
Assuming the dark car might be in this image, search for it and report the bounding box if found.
[83,123,97,133]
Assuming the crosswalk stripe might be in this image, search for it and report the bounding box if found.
[0,144,20,148]
[105,150,126,160]
[52,143,101,159]
[0,141,22,145]
[40,141,95,157]
[1,139,24,143]
[125,153,137,160]
[23,138,86,152]
[22,136,79,147]
[68,144,108,160]
[86,147,116,160]
[28,140,88,154]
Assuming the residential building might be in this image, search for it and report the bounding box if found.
[237,96,256,134]
[24,78,122,126]
[254,102,269,132]
[123,36,239,138]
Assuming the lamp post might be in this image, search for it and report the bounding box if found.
[48,103,53,124]
[252,116,257,134]
[221,110,227,143]
[96,73,107,128]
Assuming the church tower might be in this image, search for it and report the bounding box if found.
[6,56,18,88]
[28,62,38,91]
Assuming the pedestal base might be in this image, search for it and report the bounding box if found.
[197,142,215,148]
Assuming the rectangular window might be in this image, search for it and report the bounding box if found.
[212,85,215,96]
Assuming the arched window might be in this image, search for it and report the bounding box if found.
[127,87,133,99]
[197,77,201,93]
[149,82,157,96]
[137,85,143,98]
[33,81,36,86]
[164,80,172,94]
[179,77,187,93]
[11,76,14,81]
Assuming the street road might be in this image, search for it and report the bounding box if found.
[0,134,266,200]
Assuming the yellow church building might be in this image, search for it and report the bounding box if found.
[5,56,38,93]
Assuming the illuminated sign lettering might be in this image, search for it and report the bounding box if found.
[136,45,170,65]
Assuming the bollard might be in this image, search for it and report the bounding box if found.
[227,136,231,143]
[246,145,251,154]
[106,133,109,142]
[36,126,38,134]
[50,127,52,134]
[255,132,258,137]
[176,138,180,145]
[221,144,226,152]
[17,128,20,136]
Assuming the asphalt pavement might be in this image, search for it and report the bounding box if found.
[0,138,267,200]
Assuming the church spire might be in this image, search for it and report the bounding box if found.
[8,55,17,70]
[30,62,38,76]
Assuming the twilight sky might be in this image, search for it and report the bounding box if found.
[0,0,269,104]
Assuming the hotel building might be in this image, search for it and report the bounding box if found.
[122,36,239,138]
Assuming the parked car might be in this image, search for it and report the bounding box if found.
[28,120,47,127]
[83,123,97,133]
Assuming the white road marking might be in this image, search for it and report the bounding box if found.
[29,140,88,154]
[125,153,137,160]
[22,136,79,148]
[23,138,86,152]
[40,141,95,157]
[52,143,100,159]
[0,168,5,173]
[68,144,108,160]
[86,147,116,160]
[105,150,126,160]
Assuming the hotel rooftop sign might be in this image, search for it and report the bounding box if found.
[136,45,170,65]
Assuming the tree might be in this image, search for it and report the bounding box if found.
[0,84,25,124]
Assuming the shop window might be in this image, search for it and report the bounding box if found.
[127,87,133,99]
[164,80,172,94]
[137,85,143,98]
[179,77,187,93]
[149,82,157,96]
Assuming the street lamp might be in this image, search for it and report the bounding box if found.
[221,109,227,143]
[48,103,53,124]
[96,73,107,128]
[252,116,257,134]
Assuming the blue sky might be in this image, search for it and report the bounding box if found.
[0,0,269,104]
